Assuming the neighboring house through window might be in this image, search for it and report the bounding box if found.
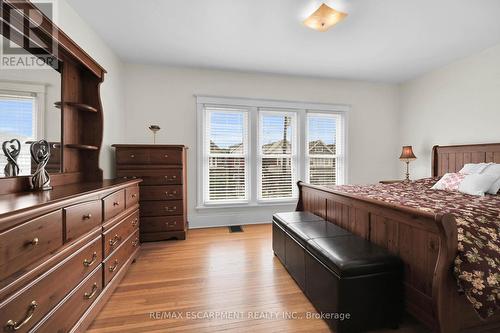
[197,96,348,208]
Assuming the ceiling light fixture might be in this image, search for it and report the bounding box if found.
[303,3,347,32]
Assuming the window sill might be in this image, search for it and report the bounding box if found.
[196,200,297,211]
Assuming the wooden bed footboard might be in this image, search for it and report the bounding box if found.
[295,181,499,333]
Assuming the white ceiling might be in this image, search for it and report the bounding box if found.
[66,0,500,83]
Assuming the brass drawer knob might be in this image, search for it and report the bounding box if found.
[84,283,98,300]
[132,237,139,247]
[30,237,39,246]
[130,154,135,158]
[83,252,97,267]
[109,259,119,272]
[132,218,138,227]
[164,154,169,158]
[113,201,120,206]
[82,213,92,220]
[131,193,137,198]
[5,300,38,331]
[109,235,122,247]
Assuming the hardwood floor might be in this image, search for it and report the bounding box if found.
[87,224,430,333]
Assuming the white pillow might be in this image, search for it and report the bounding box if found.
[458,173,499,196]
[481,164,500,194]
[432,173,498,196]
[459,163,492,174]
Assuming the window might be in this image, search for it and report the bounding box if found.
[0,93,37,176]
[197,96,348,208]
[204,107,248,203]
[306,113,342,186]
[258,111,297,200]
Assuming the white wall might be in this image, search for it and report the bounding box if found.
[56,0,126,178]
[399,43,500,179]
[121,64,400,228]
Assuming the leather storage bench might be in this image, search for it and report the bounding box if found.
[272,212,403,333]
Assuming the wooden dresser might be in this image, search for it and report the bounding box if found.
[0,179,141,332]
[113,144,187,241]
[0,180,140,333]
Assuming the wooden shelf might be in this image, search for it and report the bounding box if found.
[65,144,99,151]
[54,101,98,113]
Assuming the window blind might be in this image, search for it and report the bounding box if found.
[307,113,338,186]
[0,93,36,176]
[259,111,296,199]
[205,107,248,203]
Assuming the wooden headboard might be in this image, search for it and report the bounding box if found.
[432,143,500,177]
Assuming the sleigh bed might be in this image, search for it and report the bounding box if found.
[295,143,500,333]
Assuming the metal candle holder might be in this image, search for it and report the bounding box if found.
[149,125,161,144]
[30,139,52,190]
[2,138,21,177]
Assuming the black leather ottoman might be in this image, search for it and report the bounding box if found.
[272,212,404,333]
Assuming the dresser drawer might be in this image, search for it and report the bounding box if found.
[117,169,183,185]
[103,210,139,258]
[33,266,103,333]
[0,210,63,281]
[64,200,102,242]
[0,237,102,333]
[116,148,149,164]
[140,200,183,217]
[140,216,185,232]
[103,189,125,220]
[149,148,182,165]
[103,231,139,286]
[125,186,140,208]
[140,185,183,201]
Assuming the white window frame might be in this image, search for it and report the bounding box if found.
[196,96,349,209]
[305,112,346,186]
[257,109,298,202]
[202,107,250,206]
[0,81,46,139]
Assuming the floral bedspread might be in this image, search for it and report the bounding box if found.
[326,178,500,318]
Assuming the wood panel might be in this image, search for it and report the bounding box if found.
[432,143,500,177]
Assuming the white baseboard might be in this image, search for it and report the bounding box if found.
[188,204,296,229]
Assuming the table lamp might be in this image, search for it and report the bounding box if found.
[400,146,417,181]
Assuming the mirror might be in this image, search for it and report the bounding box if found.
[0,35,62,178]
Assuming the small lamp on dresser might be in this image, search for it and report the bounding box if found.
[400,146,417,181]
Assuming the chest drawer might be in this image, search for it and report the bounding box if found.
[103,230,139,286]
[103,189,125,221]
[0,210,63,281]
[116,148,149,164]
[140,200,183,217]
[32,266,103,333]
[125,186,140,208]
[103,210,139,258]
[140,216,184,232]
[64,200,102,242]
[140,185,183,201]
[117,169,183,185]
[149,149,182,165]
[0,236,102,333]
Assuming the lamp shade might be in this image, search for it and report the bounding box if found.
[399,146,417,160]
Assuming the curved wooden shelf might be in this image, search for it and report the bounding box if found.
[54,101,98,113]
[65,144,99,151]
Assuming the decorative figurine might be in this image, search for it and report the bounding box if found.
[30,139,52,190]
[2,138,21,177]
[149,125,161,144]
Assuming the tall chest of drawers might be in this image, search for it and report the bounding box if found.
[0,179,141,333]
[112,144,188,241]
